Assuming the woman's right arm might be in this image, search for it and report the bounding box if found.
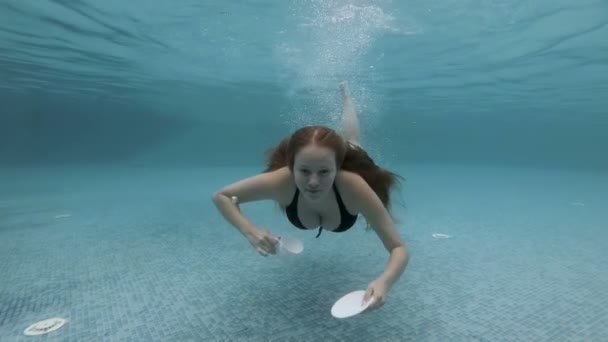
[212,167,289,240]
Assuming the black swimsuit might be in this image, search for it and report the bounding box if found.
[285,183,358,238]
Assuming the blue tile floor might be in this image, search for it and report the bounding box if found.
[1,164,606,341]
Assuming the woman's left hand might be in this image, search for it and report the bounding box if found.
[362,278,389,312]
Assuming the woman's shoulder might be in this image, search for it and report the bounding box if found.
[335,170,368,214]
[270,166,296,205]
[335,170,368,193]
[266,166,293,187]
[336,169,360,181]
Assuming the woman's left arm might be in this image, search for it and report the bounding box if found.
[342,172,410,309]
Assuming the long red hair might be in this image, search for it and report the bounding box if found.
[263,126,402,213]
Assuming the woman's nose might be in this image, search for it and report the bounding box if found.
[308,175,320,187]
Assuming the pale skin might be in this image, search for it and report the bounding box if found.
[212,81,409,312]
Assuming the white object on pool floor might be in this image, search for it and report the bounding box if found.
[54,214,71,219]
[432,233,451,239]
[331,290,375,319]
[24,318,67,336]
[277,236,303,254]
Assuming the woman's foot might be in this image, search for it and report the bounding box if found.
[339,80,360,145]
[340,81,350,99]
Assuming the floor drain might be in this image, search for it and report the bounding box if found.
[24,318,67,336]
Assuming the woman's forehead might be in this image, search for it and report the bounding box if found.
[294,146,336,167]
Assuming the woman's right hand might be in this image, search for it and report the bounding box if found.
[245,228,280,257]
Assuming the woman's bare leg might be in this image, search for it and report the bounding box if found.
[339,81,361,146]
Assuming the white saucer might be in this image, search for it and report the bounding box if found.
[331,290,374,319]
[277,236,303,254]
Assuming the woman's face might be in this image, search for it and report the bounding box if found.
[293,144,337,201]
